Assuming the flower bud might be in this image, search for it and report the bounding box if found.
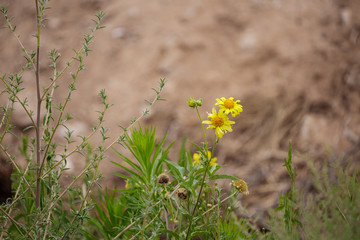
[195,98,202,107]
[187,98,197,108]
[187,97,202,108]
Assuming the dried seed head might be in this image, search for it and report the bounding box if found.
[231,179,249,195]
[176,188,188,200]
[158,173,170,185]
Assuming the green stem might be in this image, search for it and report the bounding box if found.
[141,183,156,240]
[0,207,34,240]
[34,0,42,210]
[185,161,210,239]
[0,78,36,128]
[40,47,83,101]
[185,111,214,239]
[195,106,207,152]
[38,62,81,179]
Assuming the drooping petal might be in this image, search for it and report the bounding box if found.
[215,127,224,138]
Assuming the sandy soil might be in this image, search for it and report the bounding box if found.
[1,0,360,214]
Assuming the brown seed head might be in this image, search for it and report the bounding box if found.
[176,188,188,200]
[158,173,170,185]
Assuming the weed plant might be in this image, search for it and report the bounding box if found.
[263,149,360,240]
[0,1,164,239]
[1,1,359,240]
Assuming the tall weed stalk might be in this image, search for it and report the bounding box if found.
[0,1,165,239]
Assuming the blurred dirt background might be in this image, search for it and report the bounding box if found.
[1,0,360,216]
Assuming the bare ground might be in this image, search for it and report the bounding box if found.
[1,0,360,214]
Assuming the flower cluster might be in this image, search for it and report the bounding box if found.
[203,97,243,138]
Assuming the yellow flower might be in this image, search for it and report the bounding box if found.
[209,157,217,167]
[125,179,130,189]
[215,97,243,117]
[193,153,201,165]
[202,108,235,138]
[231,179,249,195]
[193,151,217,166]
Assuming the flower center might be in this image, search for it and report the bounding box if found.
[212,116,224,127]
[224,99,235,109]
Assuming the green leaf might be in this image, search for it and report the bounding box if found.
[178,137,187,167]
[165,159,185,179]
[112,166,146,185]
[209,174,238,181]
[112,148,143,175]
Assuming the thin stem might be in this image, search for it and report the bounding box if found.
[195,106,207,152]
[0,161,32,239]
[185,106,211,239]
[38,62,82,180]
[185,159,211,239]
[1,7,37,71]
[0,101,12,136]
[140,186,156,240]
[25,161,95,236]
[42,199,54,240]
[164,205,169,239]
[34,0,42,209]
[194,192,237,222]
[0,144,36,198]
[129,211,161,240]
[0,78,36,128]
[113,221,137,240]
[104,85,164,152]
[40,47,83,101]
[112,184,182,239]
[62,154,103,240]
[0,101,14,144]
[0,207,34,240]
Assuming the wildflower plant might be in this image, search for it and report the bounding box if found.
[90,96,250,239]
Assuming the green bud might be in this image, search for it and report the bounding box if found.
[195,98,202,106]
[187,97,202,108]
[187,97,197,108]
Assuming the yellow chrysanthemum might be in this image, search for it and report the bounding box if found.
[202,108,235,138]
[215,97,243,117]
[193,151,217,166]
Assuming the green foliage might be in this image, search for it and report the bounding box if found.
[0,1,165,239]
[87,121,248,239]
[81,189,130,240]
[274,142,302,235]
[112,126,172,188]
[263,146,360,240]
